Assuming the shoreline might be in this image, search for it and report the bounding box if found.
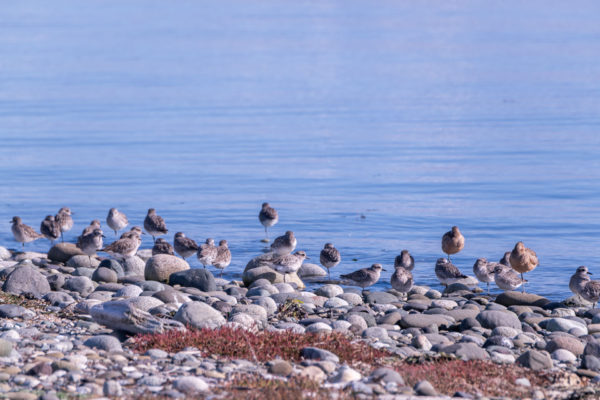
[0,244,598,399]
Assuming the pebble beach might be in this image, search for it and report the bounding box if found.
[0,242,599,399]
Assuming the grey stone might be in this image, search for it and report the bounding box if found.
[127,296,164,311]
[399,313,455,329]
[146,349,169,359]
[98,259,125,278]
[0,304,31,318]
[73,267,95,278]
[145,254,190,282]
[92,267,118,283]
[3,265,51,299]
[268,360,293,376]
[64,276,95,296]
[315,284,344,298]
[365,291,398,304]
[252,297,277,316]
[48,243,85,263]
[0,246,11,261]
[369,367,404,385]
[67,255,100,269]
[122,256,146,276]
[169,269,216,292]
[442,343,490,360]
[103,380,123,397]
[84,335,123,352]
[551,349,576,362]
[43,292,75,307]
[584,342,600,358]
[115,285,143,298]
[546,336,584,355]
[516,350,553,371]
[152,289,189,304]
[583,355,600,371]
[540,318,588,334]
[476,310,521,330]
[173,376,208,393]
[297,263,327,277]
[91,300,183,334]
[495,291,551,307]
[301,347,339,362]
[0,339,14,357]
[362,327,389,340]
[136,280,164,292]
[414,380,437,396]
[174,301,226,329]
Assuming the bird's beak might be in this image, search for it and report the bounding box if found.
[589,272,593,275]
[382,268,387,272]
[142,232,147,235]
[101,234,106,238]
[305,256,311,260]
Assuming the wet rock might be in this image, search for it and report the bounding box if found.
[145,254,190,282]
[169,269,216,292]
[516,350,553,371]
[48,243,85,263]
[495,291,551,307]
[174,301,225,329]
[3,265,51,299]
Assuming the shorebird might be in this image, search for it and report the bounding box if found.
[270,231,296,256]
[55,207,73,243]
[320,243,341,280]
[569,266,600,308]
[174,232,199,260]
[212,239,232,277]
[144,208,168,243]
[441,226,464,261]
[11,216,43,248]
[40,215,60,244]
[509,242,538,293]
[101,230,141,259]
[472,258,502,295]
[259,202,278,242]
[76,228,104,264]
[197,238,217,269]
[391,266,413,296]
[121,226,144,239]
[394,250,415,271]
[499,252,511,267]
[341,264,385,292]
[152,238,174,256]
[493,264,527,292]
[106,208,129,237]
[435,258,467,287]
[271,250,307,283]
[81,220,101,237]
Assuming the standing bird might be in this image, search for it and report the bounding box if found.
[152,238,174,256]
[435,258,467,287]
[55,207,74,243]
[493,264,527,292]
[11,216,43,248]
[197,238,218,269]
[144,208,168,243]
[569,266,600,308]
[473,258,501,295]
[394,250,415,271]
[499,252,511,267]
[270,231,296,256]
[441,226,465,261]
[101,230,142,260]
[40,215,61,244]
[391,266,413,296]
[81,220,102,237]
[320,243,341,280]
[258,202,279,242]
[106,208,129,237]
[271,250,307,283]
[212,240,232,277]
[76,228,104,264]
[509,242,539,293]
[341,264,385,292]
[174,232,199,260]
[122,226,144,239]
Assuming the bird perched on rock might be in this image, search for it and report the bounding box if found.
[197,238,218,269]
[77,228,104,264]
[435,258,467,287]
[509,241,538,292]
[394,250,415,271]
[101,230,141,259]
[152,238,174,256]
[493,264,527,292]
[11,216,43,248]
[173,232,199,260]
[81,220,101,237]
[441,226,464,261]
[320,243,341,280]
[473,258,503,295]
[270,231,296,256]
[271,250,307,283]
[107,208,129,237]
[212,239,232,277]
[569,266,600,308]
[259,202,278,242]
[55,207,73,243]
[144,208,168,243]
[40,215,60,244]
[341,264,385,292]
[391,266,413,296]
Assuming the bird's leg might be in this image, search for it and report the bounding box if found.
[447,254,451,262]
[114,230,117,237]
[220,270,223,278]
[327,268,331,282]
[264,227,268,241]
[283,274,286,283]
[487,282,490,296]
[521,273,525,293]
[61,232,64,243]
[152,236,156,243]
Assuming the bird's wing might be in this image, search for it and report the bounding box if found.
[341,268,369,281]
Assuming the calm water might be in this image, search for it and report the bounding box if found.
[1,1,599,300]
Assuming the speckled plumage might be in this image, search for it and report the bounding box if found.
[570,266,600,308]
[107,208,128,236]
[173,232,199,260]
[441,226,464,261]
[77,228,104,261]
[493,264,526,291]
[341,264,383,289]
[55,207,73,242]
[271,250,307,282]
[11,216,43,247]
[435,258,467,286]
[320,243,341,280]
[152,238,174,256]
[144,208,168,242]
[197,238,217,268]
[102,231,141,259]
[40,215,60,243]
[259,202,279,240]
[473,258,503,294]
[270,231,296,256]
[391,267,413,294]
[212,240,231,276]
[394,250,414,271]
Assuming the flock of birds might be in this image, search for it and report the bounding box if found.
[7,203,600,307]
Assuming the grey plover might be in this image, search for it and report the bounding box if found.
[55,207,74,243]
[121,226,144,239]
[81,219,101,237]
[174,232,199,260]
[144,208,168,243]
[569,266,600,308]
[499,252,511,267]
[341,264,385,291]
[270,231,296,255]
[76,228,104,264]
[271,250,307,283]
[152,238,174,256]
[493,264,526,292]
[320,243,341,280]
[391,266,413,295]
[435,258,467,287]
[101,230,141,259]
[259,202,279,242]
[441,226,464,261]
[472,258,502,295]
[197,238,217,269]
[40,215,60,244]
[11,216,43,248]
[212,239,231,277]
[394,250,415,271]
[509,241,538,293]
[106,208,129,237]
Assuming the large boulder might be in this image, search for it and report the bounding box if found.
[90,300,183,334]
[48,243,85,263]
[3,265,51,299]
[477,310,522,330]
[169,269,216,292]
[122,256,146,276]
[145,255,190,282]
[495,291,551,307]
[173,301,226,329]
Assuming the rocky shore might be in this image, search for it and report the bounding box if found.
[0,243,599,399]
